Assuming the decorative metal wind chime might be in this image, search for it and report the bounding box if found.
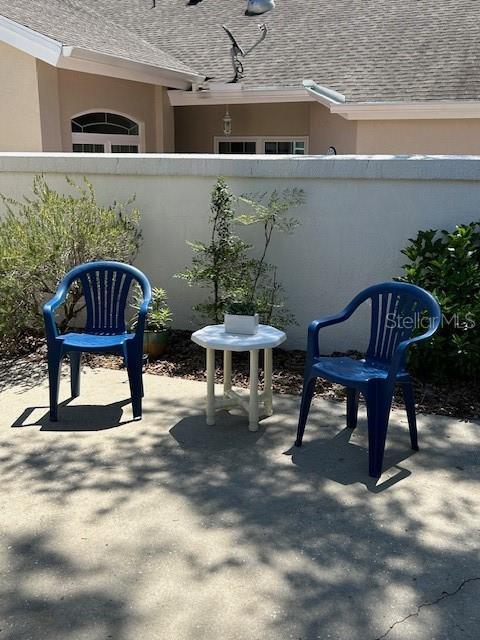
[152,0,275,83]
[220,1,275,135]
[151,1,276,135]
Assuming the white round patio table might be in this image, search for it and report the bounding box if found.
[191,324,287,431]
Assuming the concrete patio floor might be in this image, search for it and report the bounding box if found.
[0,363,479,640]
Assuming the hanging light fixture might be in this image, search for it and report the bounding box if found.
[223,106,232,136]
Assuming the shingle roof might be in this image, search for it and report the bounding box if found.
[2,0,480,102]
[0,0,199,77]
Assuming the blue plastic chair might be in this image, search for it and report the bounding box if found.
[295,282,441,478]
[43,261,152,421]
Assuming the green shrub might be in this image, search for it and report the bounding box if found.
[399,224,480,382]
[0,175,142,347]
[131,287,172,332]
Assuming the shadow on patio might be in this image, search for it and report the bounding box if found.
[1,532,130,640]
[0,367,479,639]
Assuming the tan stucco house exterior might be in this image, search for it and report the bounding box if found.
[1,0,480,156]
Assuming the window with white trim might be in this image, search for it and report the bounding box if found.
[71,112,142,153]
[214,136,308,155]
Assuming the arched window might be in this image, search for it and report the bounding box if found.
[71,112,142,153]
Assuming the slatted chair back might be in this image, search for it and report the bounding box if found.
[352,283,441,367]
[79,266,134,335]
[66,262,149,336]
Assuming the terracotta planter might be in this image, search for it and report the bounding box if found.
[224,313,259,335]
[143,329,169,359]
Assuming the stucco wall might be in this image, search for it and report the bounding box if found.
[36,61,63,152]
[155,86,175,153]
[1,153,479,350]
[57,70,162,152]
[173,101,358,155]
[0,47,175,153]
[174,103,311,153]
[0,42,42,151]
[309,103,357,154]
[356,119,480,155]
[173,100,480,156]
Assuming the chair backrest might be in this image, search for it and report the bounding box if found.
[63,261,150,335]
[348,282,441,367]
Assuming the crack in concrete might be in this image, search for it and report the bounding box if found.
[374,577,480,640]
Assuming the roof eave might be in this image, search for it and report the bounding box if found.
[168,85,315,106]
[331,101,480,120]
[303,79,480,120]
[0,14,204,89]
[0,14,62,65]
[61,46,204,90]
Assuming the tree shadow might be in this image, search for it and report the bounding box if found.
[1,384,479,639]
[0,357,48,394]
[0,532,130,640]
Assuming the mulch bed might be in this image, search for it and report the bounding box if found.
[2,331,479,421]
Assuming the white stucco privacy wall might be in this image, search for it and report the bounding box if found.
[0,153,479,351]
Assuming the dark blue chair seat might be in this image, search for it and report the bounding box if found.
[295,282,441,478]
[312,357,410,386]
[57,332,136,352]
[43,261,152,421]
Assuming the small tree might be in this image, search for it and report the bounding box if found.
[177,178,305,327]
[236,188,305,325]
[176,178,250,323]
[0,175,142,346]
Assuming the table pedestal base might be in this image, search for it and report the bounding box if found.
[206,347,273,431]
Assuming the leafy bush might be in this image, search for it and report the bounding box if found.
[399,224,480,382]
[0,176,142,347]
[176,178,304,327]
[131,287,172,332]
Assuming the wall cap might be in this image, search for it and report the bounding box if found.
[0,153,480,181]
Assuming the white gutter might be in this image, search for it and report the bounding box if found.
[331,101,480,120]
[0,15,204,90]
[60,47,204,90]
[167,80,345,107]
[303,78,480,120]
[302,79,346,106]
[168,85,314,106]
[0,15,63,65]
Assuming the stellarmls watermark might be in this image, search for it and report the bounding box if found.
[386,312,475,330]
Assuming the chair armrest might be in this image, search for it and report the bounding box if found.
[307,311,351,360]
[133,298,151,338]
[42,284,70,341]
[387,324,439,384]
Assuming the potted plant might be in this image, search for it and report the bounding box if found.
[224,301,259,335]
[132,287,173,358]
